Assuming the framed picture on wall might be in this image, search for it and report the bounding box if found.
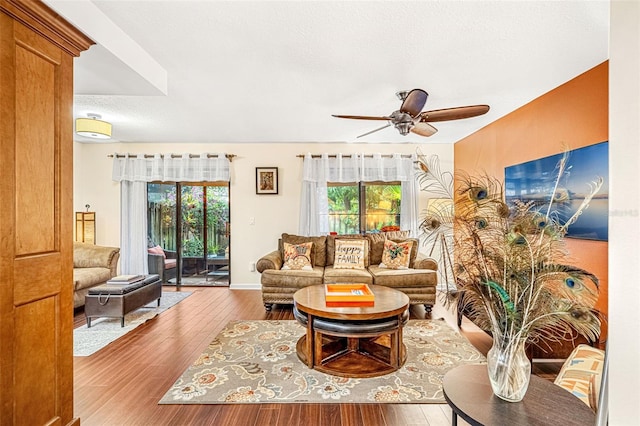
[256,167,278,194]
[505,141,609,241]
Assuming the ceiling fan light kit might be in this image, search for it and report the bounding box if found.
[75,113,112,139]
[333,88,489,138]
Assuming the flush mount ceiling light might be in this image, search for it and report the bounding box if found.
[75,113,112,139]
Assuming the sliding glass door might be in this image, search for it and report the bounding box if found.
[148,182,230,286]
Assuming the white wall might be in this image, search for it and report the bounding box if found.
[73,141,453,286]
[609,1,640,424]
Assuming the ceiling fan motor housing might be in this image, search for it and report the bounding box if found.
[389,110,415,135]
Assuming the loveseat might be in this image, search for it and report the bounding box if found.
[73,242,120,308]
[257,232,438,312]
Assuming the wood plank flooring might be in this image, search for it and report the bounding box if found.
[72,286,555,426]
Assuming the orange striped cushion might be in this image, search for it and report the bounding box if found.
[553,344,605,408]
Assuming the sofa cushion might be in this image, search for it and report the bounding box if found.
[366,231,411,265]
[333,239,367,269]
[380,239,413,269]
[368,265,437,288]
[282,242,313,270]
[261,266,324,288]
[281,234,327,267]
[323,265,373,285]
[554,344,605,409]
[73,267,112,291]
[326,235,370,266]
[164,258,177,269]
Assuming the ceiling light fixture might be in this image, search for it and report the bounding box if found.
[75,113,112,139]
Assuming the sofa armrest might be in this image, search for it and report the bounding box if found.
[73,242,120,270]
[413,255,438,271]
[256,250,282,273]
[108,252,120,276]
[148,253,165,275]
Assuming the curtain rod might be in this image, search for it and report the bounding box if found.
[108,153,236,162]
[296,154,414,159]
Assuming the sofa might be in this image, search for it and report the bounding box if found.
[147,245,177,283]
[257,232,438,312]
[73,242,120,308]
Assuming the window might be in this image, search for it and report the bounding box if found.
[327,181,401,234]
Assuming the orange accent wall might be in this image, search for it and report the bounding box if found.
[454,61,609,342]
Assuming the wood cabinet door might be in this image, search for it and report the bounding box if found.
[0,2,91,424]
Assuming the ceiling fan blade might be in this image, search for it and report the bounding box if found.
[399,89,428,117]
[357,123,392,138]
[411,122,438,137]
[332,114,391,121]
[419,105,490,122]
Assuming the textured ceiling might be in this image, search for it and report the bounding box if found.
[46,1,609,144]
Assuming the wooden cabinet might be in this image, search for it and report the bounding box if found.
[0,1,92,424]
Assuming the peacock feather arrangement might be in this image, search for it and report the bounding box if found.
[416,151,604,348]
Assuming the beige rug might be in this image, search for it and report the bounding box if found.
[159,319,485,404]
[74,291,192,356]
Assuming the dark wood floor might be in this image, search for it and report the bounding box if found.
[72,286,557,426]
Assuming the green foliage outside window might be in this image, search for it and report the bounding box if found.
[148,184,229,257]
[327,183,401,234]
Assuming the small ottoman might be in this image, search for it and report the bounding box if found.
[85,274,161,327]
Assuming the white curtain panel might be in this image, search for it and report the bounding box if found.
[119,180,148,274]
[299,153,419,237]
[112,153,230,275]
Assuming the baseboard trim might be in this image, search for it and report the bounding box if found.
[229,283,261,290]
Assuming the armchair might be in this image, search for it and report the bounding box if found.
[148,245,177,283]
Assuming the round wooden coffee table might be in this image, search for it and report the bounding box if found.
[293,284,409,378]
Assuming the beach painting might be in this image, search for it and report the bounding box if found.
[505,141,609,241]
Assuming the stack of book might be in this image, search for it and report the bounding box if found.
[106,275,145,285]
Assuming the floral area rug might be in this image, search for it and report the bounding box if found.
[74,291,192,356]
[159,319,485,404]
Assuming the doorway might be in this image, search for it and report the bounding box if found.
[147,182,230,286]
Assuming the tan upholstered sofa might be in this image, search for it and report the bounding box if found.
[73,242,120,308]
[257,232,438,312]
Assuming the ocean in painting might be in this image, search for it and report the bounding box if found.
[505,142,609,241]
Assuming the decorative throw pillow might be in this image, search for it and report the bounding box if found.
[333,239,366,270]
[380,239,413,269]
[281,233,327,267]
[367,231,411,265]
[148,245,166,259]
[282,242,313,270]
[327,235,370,266]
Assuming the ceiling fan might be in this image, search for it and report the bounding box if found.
[332,89,490,138]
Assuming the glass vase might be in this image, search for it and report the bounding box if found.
[486,335,531,402]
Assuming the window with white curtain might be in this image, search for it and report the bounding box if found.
[299,153,419,237]
[112,153,230,275]
[327,181,402,234]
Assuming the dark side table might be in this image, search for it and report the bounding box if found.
[443,364,595,426]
